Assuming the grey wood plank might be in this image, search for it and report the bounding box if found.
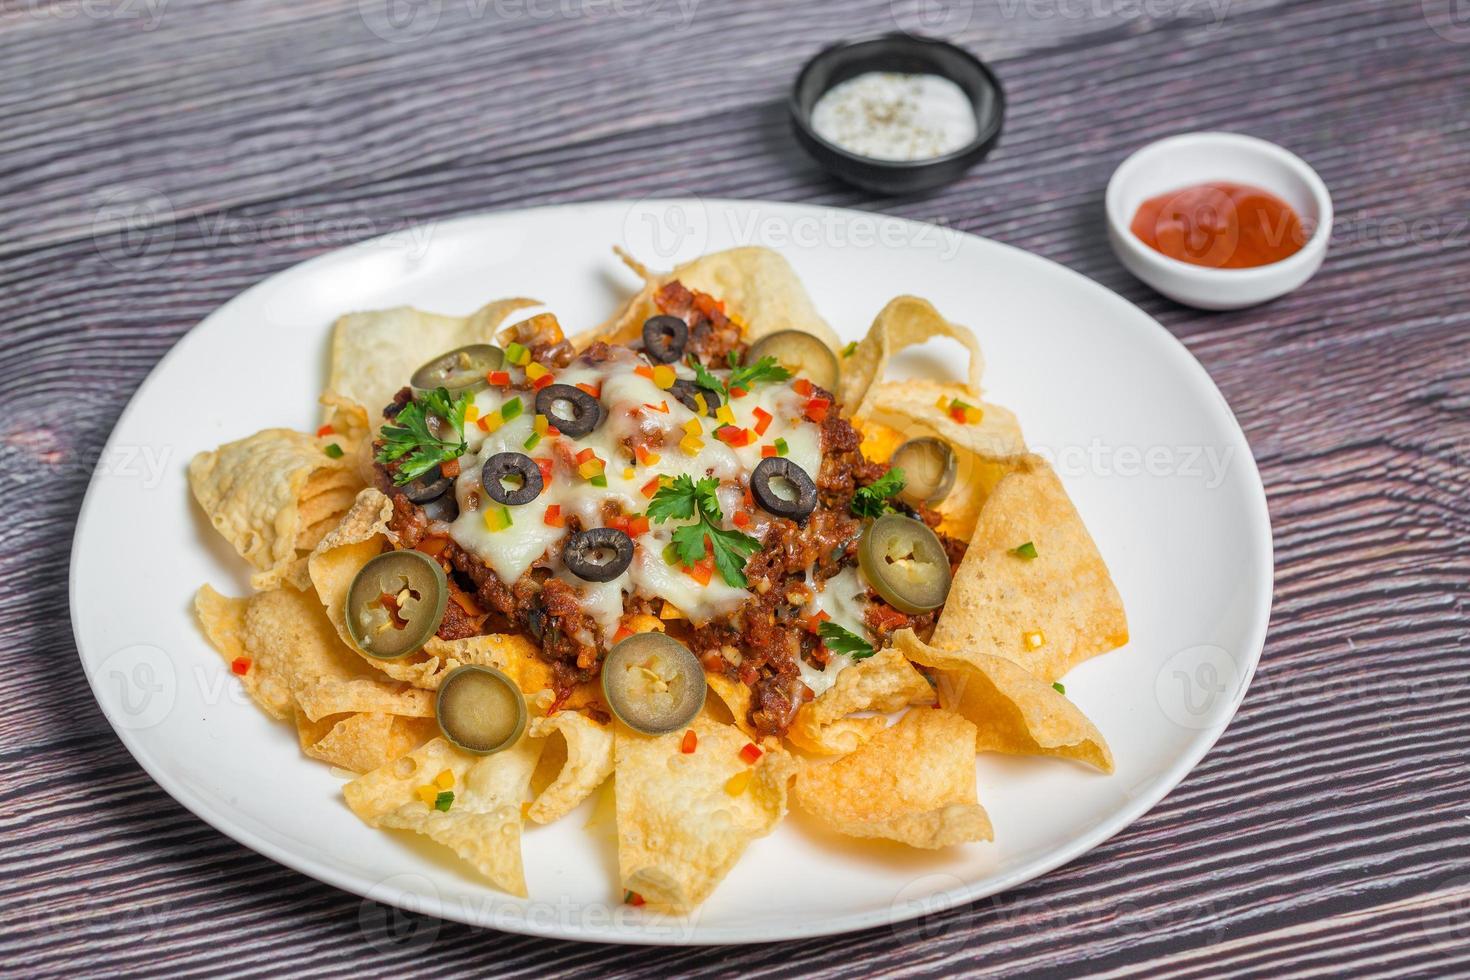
[2,0,1468,975]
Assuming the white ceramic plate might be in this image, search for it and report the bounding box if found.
[71,199,1272,945]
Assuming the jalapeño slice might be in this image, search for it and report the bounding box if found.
[746,330,839,392]
[601,632,706,736]
[436,665,527,755]
[345,550,448,658]
[410,344,504,395]
[857,514,952,614]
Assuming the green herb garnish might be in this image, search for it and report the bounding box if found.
[841,341,858,358]
[818,621,875,660]
[648,474,761,587]
[773,437,788,456]
[1011,541,1038,560]
[375,387,470,485]
[1052,682,1066,695]
[323,443,344,459]
[726,350,792,392]
[434,791,455,812]
[851,467,905,519]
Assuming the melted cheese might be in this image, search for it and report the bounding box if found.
[798,565,873,696]
[446,347,825,640]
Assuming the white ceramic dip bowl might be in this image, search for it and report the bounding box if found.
[1105,131,1333,310]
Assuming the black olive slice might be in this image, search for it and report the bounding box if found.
[403,465,452,505]
[346,550,448,659]
[534,383,601,438]
[750,456,817,521]
[746,330,839,392]
[563,527,633,582]
[891,438,957,507]
[857,514,952,614]
[410,344,504,394]
[481,452,543,506]
[437,665,527,755]
[669,378,722,415]
[422,492,460,523]
[642,315,689,364]
[601,632,706,735]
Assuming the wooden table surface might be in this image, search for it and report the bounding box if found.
[5,0,1468,974]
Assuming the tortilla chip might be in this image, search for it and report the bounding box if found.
[838,296,985,418]
[581,246,842,356]
[793,708,992,848]
[525,710,615,824]
[296,710,436,773]
[189,427,363,590]
[326,297,539,425]
[934,455,1127,682]
[614,716,797,912]
[344,735,542,897]
[895,630,1113,772]
[787,649,935,756]
[868,379,1026,461]
[705,673,757,739]
[195,585,293,721]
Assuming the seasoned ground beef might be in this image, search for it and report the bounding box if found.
[369,304,965,737]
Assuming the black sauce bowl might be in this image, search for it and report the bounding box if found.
[790,34,1005,195]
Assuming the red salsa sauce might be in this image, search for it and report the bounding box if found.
[1130,182,1306,269]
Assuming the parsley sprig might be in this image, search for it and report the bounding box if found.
[375,387,470,485]
[648,474,762,587]
[686,351,792,401]
[818,621,875,660]
[850,467,905,519]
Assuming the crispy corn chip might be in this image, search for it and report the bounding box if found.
[934,455,1127,682]
[895,630,1113,772]
[704,673,757,739]
[838,296,984,418]
[306,490,565,696]
[197,582,433,728]
[296,710,436,774]
[579,246,842,356]
[195,585,293,721]
[787,649,935,756]
[326,297,540,425]
[868,379,1026,460]
[345,735,542,897]
[525,710,615,824]
[189,427,363,590]
[793,708,992,848]
[614,716,797,912]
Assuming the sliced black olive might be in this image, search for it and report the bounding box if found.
[746,330,839,392]
[857,514,952,614]
[534,383,600,439]
[421,492,460,523]
[563,527,633,583]
[402,465,452,505]
[601,632,706,735]
[437,665,527,755]
[750,456,817,521]
[891,438,957,507]
[481,452,542,506]
[346,550,448,658]
[410,344,504,394]
[669,378,722,416]
[642,315,689,363]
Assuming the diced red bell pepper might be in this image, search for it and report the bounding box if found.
[732,511,750,528]
[543,504,564,528]
[532,373,555,391]
[534,458,554,486]
[231,657,251,676]
[738,743,763,764]
[792,378,813,397]
[576,382,601,398]
[688,557,714,586]
[487,370,511,386]
[760,444,778,458]
[315,424,335,438]
[805,397,831,422]
[680,730,698,754]
[751,407,772,435]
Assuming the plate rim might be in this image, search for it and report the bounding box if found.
[69,197,1273,945]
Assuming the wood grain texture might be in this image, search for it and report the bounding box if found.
[2,0,1468,974]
